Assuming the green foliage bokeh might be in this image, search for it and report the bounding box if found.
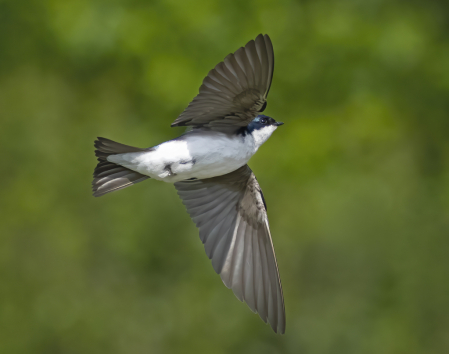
[1,0,448,353]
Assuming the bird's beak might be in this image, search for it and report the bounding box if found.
[274,121,284,126]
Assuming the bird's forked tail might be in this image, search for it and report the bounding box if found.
[92,137,150,197]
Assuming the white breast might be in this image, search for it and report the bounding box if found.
[108,130,257,183]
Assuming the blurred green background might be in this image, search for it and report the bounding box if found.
[1,0,449,353]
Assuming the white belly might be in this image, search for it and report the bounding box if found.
[107,131,256,183]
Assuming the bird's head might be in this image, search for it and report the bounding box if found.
[247,115,284,148]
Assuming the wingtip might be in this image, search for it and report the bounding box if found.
[269,320,286,335]
[254,33,271,41]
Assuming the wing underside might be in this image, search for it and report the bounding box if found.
[175,165,285,333]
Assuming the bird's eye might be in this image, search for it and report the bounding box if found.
[260,118,268,125]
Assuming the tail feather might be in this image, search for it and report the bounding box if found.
[94,137,147,156]
[92,137,150,197]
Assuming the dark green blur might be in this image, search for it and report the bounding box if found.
[1,0,448,353]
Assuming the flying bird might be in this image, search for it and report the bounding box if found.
[92,34,285,333]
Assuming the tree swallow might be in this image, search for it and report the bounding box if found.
[92,34,285,333]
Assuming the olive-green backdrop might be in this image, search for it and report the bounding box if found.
[1,0,448,353]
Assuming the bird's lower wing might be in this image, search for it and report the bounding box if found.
[174,165,285,333]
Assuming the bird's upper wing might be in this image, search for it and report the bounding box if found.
[174,165,285,333]
[171,34,274,129]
